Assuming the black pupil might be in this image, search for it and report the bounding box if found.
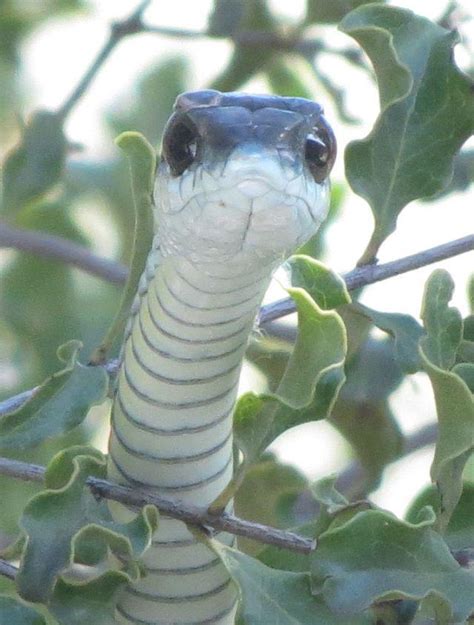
[305,136,328,166]
[166,122,197,175]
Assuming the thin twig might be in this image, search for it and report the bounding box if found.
[143,25,311,52]
[57,0,151,119]
[1,235,473,416]
[258,235,474,324]
[0,222,128,284]
[0,457,314,554]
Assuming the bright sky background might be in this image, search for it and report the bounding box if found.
[14,0,474,515]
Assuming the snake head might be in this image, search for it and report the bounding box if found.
[156,90,336,268]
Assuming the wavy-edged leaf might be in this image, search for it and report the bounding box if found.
[2,111,66,214]
[351,303,424,374]
[420,345,474,533]
[340,5,474,263]
[49,571,128,625]
[286,255,351,311]
[235,288,347,465]
[90,132,155,364]
[421,269,463,371]
[0,341,108,452]
[330,337,404,493]
[311,509,474,623]
[453,363,474,392]
[0,595,46,625]
[237,479,370,577]
[419,270,474,530]
[406,482,474,552]
[235,454,307,555]
[212,544,371,625]
[17,446,158,603]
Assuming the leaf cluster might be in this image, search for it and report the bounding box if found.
[0,1,473,624]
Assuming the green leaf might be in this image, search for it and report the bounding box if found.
[276,288,347,409]
[305,0,382,24]
[452,363,474,393]
[406,483,474,552]
[286,256,351,311]
[311,509,474,623]
[310,476,348,512]
[421,270,463,371]
[90,132,155,364]
[339,5,474,263]
[418,270,474,530]
[213,544,371,625]
[257,479,371,574]
[425,149,474,201]
[49,571,128,625]
[2,111,66,214]
[17,446,158,603]
[211,288,346,511]
[235,454,307,555]
[351,303,424,374]
[235,288,347,465]
[0,341,108,451]
[330,338,404,493]
[0,596,46,625]
[420,344,474,532]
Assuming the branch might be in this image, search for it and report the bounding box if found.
[0,221,128,284]
[258,234,474,324]
[143,25,316,53]
[0,457,314,555]
[57,0,151,119]
[1,235,473,416]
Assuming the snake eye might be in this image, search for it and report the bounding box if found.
[304,124,336,183]
[163,119,199,176]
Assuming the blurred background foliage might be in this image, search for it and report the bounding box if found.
[0,0,472,566]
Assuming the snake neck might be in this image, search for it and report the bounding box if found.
[109,253,272,625]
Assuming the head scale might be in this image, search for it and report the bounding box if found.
[156,89,336,268]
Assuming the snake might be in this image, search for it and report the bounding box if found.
[108,89,336,625]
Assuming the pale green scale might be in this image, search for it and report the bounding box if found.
[108,90,335,625]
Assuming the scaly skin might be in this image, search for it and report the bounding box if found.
[108,90,334,625]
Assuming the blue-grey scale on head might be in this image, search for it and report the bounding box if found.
[108,89,336,625]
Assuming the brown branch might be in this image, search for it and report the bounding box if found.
[0,221,128,284]
[1,235,473,416]
[0,457,314,555]
[258,234,474,324]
